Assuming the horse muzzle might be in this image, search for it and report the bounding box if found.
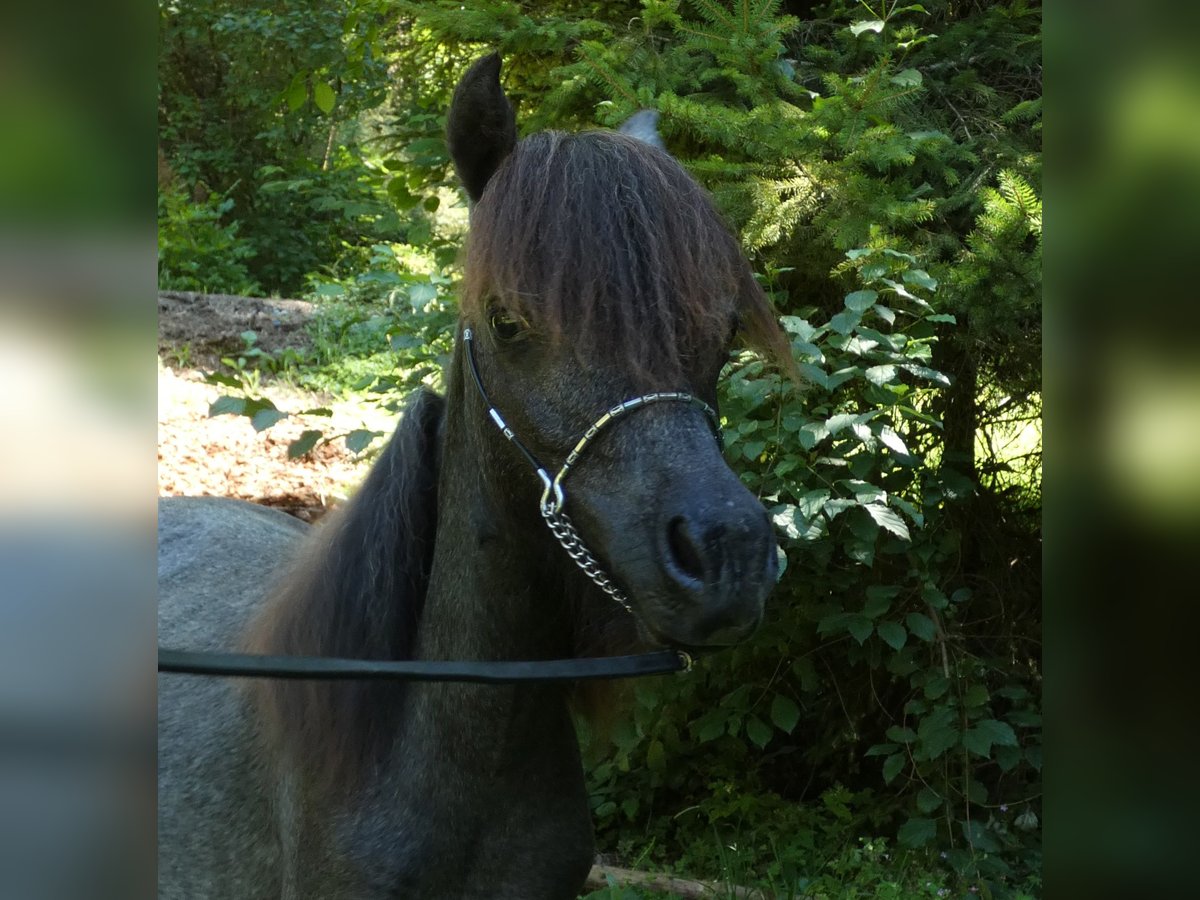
[595,474,778,649]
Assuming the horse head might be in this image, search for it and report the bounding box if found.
[446,53,791,650]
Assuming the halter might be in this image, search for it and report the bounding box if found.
[462,327,722,615]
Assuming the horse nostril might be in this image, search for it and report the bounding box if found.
[667,516,707,584]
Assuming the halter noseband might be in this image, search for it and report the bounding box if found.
[462,327,722,614]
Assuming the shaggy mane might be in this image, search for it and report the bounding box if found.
[242,389,443,797]
[462,131,793,384]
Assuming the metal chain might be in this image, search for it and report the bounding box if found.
[541,508,635,614]
[462,327,716,630]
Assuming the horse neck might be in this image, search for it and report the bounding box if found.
[417,382,575,664]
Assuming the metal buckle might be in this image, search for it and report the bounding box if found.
[538,470,565,516]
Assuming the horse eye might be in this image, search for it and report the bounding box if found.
[488,308,526,343]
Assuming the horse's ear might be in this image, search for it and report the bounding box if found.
[617,109,665,151]
[447,53,517,202]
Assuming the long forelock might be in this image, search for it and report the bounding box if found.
[462,130,768,384]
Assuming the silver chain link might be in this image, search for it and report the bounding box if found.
[462,327,717,626]
[541,508,635,614]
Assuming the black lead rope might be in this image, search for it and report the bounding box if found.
[158,648,691,683]
[158,326,711,685]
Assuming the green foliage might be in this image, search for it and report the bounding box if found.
[158,0,404,294]
[163,0,1041,893]
[157,183,260,295]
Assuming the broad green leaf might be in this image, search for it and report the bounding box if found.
[850,19,885,36]
[797,421,828,449]
[844,335,879,356]
[881,278,931,308]
[286,429,321,458]
[846,479,886,504]
[208,396,246,417]
[891,496,924,526]
[797,489,831,520]
[922,585,949,609]
[829,309,862,335]
[961,820,1001,853]
[882,752,906,784]
[423,195,441,213]
[891,68,923,88]
[874,304,896,325]
[741,440,766,461]
[863,586,895,618]
[827,413,858,434]
[899,363,951,386]
[865,504,911,540]
[879,426,910,456]
[770,694,801,734]
[822,498,857,520]
[877,621,907,650]
[903,268,938,291]
[203,372,242,389]
[962,727,995,757]
[797,363,829,391]
[847,615,874,645]
[695,710,728,742]
[845,290,878,311]
[865,742,898,757]
[746,715,772,748]
[1015,809,1040,832]
[817,612,855,637]
[408,282,438,307]
[976,718,1018,746]
[886,725,917,743]
[826,367,858,390]
[345,429,381,454]
[780,315,817,341]
[995,744,1022,772]
[313,282,346,297]
[925,313,957,323]
[388,177,420,210]
[918,724,958,760]
[313,81,336,114]
[924,675,949,700]
[771,505,803,539]
[865,364,897,386]
[964,684,990,707]
[620,798,639,820]
[251,408,288,432]
[898,817,936,848]
[791,339,823,361]
[906,612,937,641]
[916,787,943,813]
[284,77,307,111]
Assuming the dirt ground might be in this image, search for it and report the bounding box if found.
[157,292,382,522]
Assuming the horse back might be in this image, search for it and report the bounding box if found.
[158,496,308,900]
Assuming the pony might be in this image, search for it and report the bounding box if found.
[158,53,791,899]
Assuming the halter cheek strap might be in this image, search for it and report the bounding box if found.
[462,327,722,614]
